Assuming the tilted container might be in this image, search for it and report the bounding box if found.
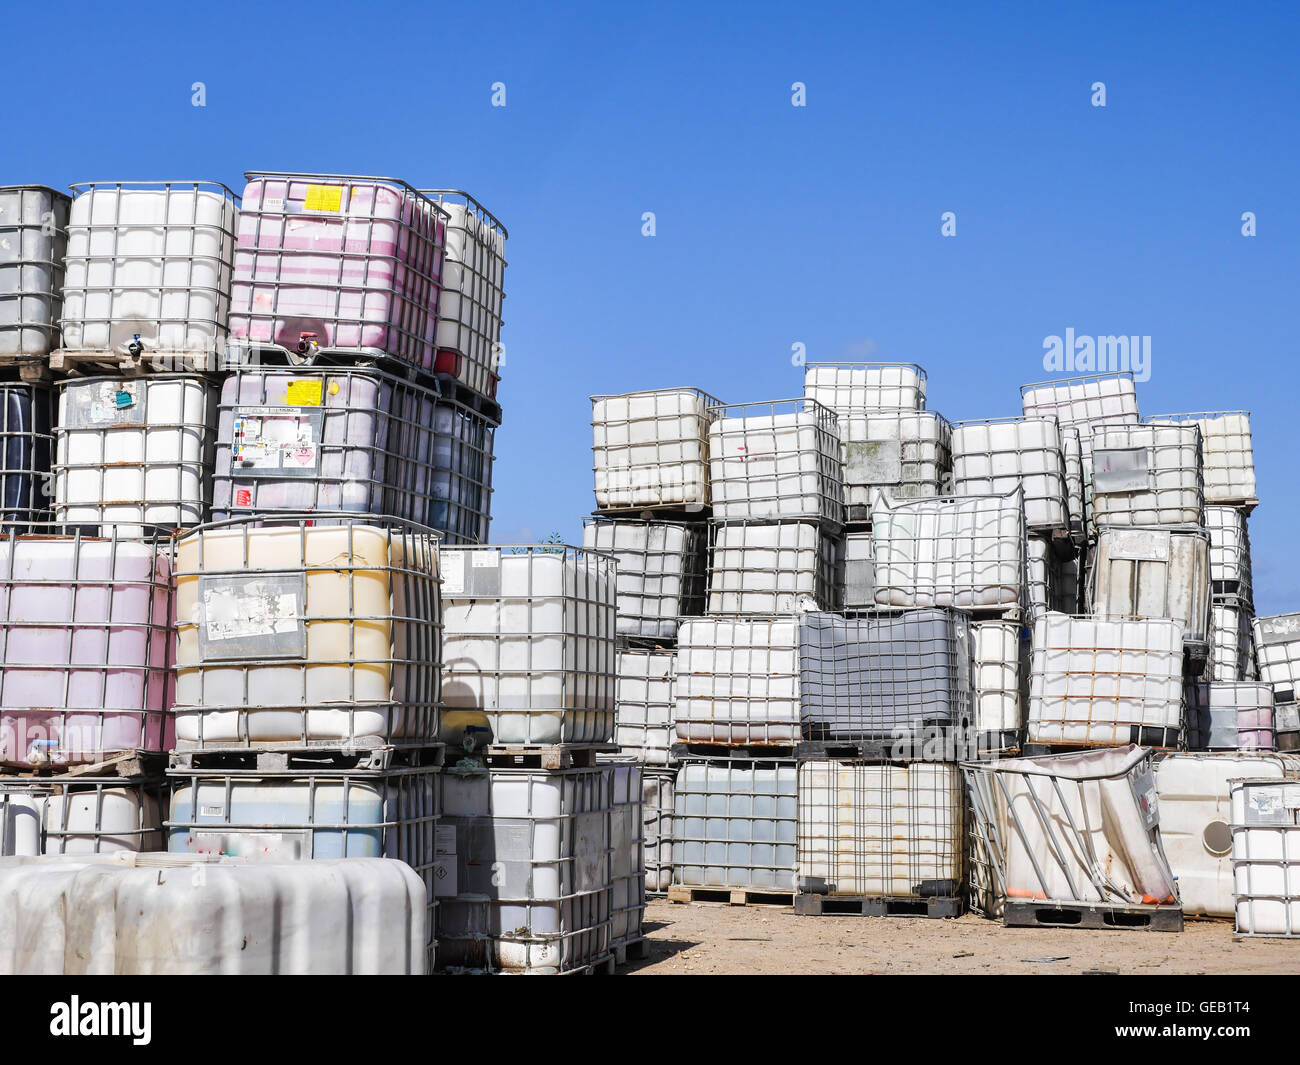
[1146,411,1257,506]
[615,647,675,764]
[0,383,53,530]
[55,374,217,533]
[1211,594,1255,682]
[436,764,615,973]
[797,760,963,899]
[0,853,426,974]
[212,366,494,545]
[643,767,675,893]
[0,185,70,360]
[1,777,162,856]
[591,388,718,510]
[229,173,447,372]
[1205,505,1252,596]
[673,758,797,893]
[803,362,927,414]
[172,516,441,750]
[707,399,845,524]
[1231,777,1300,937]
[1019,372,1140,465]
[836,407,950,518]
[440,545,616,745]
[951,416,1069,534]
[59,181,238,369]
[0,528,172,767]
[602,759,645,952]
[1254,613,1300,703]
[1183,681,1274,752]
[581,518,705,639]
[1089,422,1203,528]
[707,519,843,614]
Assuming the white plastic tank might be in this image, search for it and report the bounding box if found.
[615,648,676,764]
[1060,426,1085,537]
[0,853,426,973]
[836,408,950,514]
[172,517,442,749]
[18,779,164,855]
[842,530,876,609]
[1147,411,1257,505]
[1090,423,1203,528]
[707,519,841,614]
[707,399,845,524]
[0,185,70,359]
[1254,613,1300,702]
[60,181,238,368]
[951,417,1068,533]
[803,362,927,413]
[1183,681,1275,752]
[675,616,800,746]
[1231,777,1300,937]
[1087,525,1211,647]
[673,759,797,893]
[581,518,705,639]
[55,374,217,532]
[1212,595,1254,682]
[1205,505,1252,592]
[797,760,963,898]
[1027,613,1183,747]
[440,545,616,745]
[870,491,1025,609]
[1019,372,1140,465]
[642,767,675,893]
[603,759,645,950]
[973,620,1024,744]
[591,388,717,510]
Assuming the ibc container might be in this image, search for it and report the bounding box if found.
[1061,425,1086,539]
[54,374,217,533]
[1087,525,1211,649]
[581,518,705,639]
[0,383,53,529]
[842,530,876,608]
[1147,411,1257,505]
[1277,703,1300,752]
[1019,372,1140,464]
[707,519,842,614]
[212,367,494,545]
[59,181,238,369]
[798,609,971,743]
[870,490,1025,610]
[836,408,950,517]
[0,528,172,767]
[1183,681,1274,752]
[602,759,645,951]
[797,760,963,899]
[0,853,427,974]
[1231,777,1300,937]
[591,388,718,510]
[615,647,675,764]
[1089,423,1203,528]
[803,361,927,413]
[436,764,615,974]
[1254,613,1300,703]
[951,416,1069,534]
[973,619,1025,750]
[1205,505,1252,595]
[440,545,615,745]
[1025,534,1082,618]
[673,758,797,893]
[643,767,675,893]
[0,185,70,360]
[1211,594,1254,682]
[674,616,800,746]
[1027,612,1183,747]
[1,777,163,855]
[229,173,447,372]
[172,516,441,750]
[420,190,507,402]
[707,399,845,524]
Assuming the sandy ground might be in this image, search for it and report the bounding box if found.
[626,898,1300,974]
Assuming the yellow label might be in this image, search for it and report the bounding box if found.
[302,184,342,212]
[285,380,323,407]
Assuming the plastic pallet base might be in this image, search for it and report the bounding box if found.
[1003,900,1183,932]
[667,885,794,908]
[168,744,445,772]
[795,893,963,919]
[479,744,618,770]
[1022,725,1181,756]
[797,727,973,762]
[671,743,797,761]
[590,504,712,520]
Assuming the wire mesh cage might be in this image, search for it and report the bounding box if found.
[54,374,218,534]
[1019,372,1140,464]
[228,172,449,372]
[1026,613,1184,748]
[1,776,163,855]
[212,366,494,544]
[972,619,1026,751]
[1086,525,1211,648]
[419,190,507,402]
[59,180,239,370]
[802,362,928,413]
[1183,681,1274,752]
[1025,534,1083,619]
[1205,504,1252,598]
[0,383,53,530]
[1211,593,1255,683]
[951,416,1069,534]
[707,519,843,614]
[172,514,442,751]
[440,544,616,745]
[675,615,801,746]
[1277,703,1300,752]
[1060,425,1086,539]
[614,647,676,763]
[796,759,964,900]
[601,758,646,950]
[591,388,720,511]
[836,407,950,517]
[581,517,706,638]
[843,530,876,609]
[0,185,71,360]
[436,763,615,973]
[0,524,173,767]
[1089,422,1204,528]
[1230,777,1300,937]
[707,398,845,524]
[672,758,797,893]
[642,766,676,894]
[870,490,1026,611]
[1146,410,1257,506]
[1254,613,1300,704]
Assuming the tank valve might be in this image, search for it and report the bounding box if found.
[296,332,319,357]
[128,334,144,358]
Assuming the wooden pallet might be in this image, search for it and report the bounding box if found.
[0,355,52,384]
[169,743,444,772]
[667,885,794,908]
[480,743,618,770]
[795,893,964,919]
[48,347,220,377]
[1,749,167,780]
[1003,899,1183,932]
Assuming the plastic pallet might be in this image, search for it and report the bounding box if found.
[479,744,618,770]
[794,893,964,919]
[671,743,798,761]
[168,744,445,773]
[590,504,713,520]
[1022,725,1181,756]
[1003,900,1183,932]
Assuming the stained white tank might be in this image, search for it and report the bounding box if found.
[842,531,876,608]
[796,760,963,898]
[1212,595,1254,682]
[803,362,927,413]
[0,185,70,359]
[0,853,426,973]
[642,768,675,893]
[870,491,1024,609]
[1027,613,1183,747]
[836,408,950,514]
[673,759,797,893]
[1147,411,1257,505]
[581,518,705,639]
[603,759,645,951]
[707,399,845,524]
[1183,682,1275,752]
[440,545,616,745]
[32,779,162,855]
[675,616,800,746]
[973,620,1023,745]
[1205,505,1252,592]
[951,417,1068,533]
[1019,372,1140,465]
[55,374,217,532]
[615,648,675,764]
[707,520,841,614]
[1254,613,1300,702]
[1231,777,1300,937]
[1090,423,1203,528]
[1087,525,1211,647]
[591,389,717,510]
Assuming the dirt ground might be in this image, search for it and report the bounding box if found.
[627,898,1300,975]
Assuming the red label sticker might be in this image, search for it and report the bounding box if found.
[234,488,253,508]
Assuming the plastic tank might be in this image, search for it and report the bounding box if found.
[1231,777,1300,937]
[603,759,645,950]
[1087,525,1211,648]
[836,408,950,515]
[1184,681,1275,751]
[1,777,162,856]
[708,519,842,614]
[0,383,53,529]
[615,647,676,764]
[842,531,876,608]
[1147,411,1256,505]
[803,362,927,413]
[1254,613,1300,702]
[643,767,675,893]
[1212,595,1254,682]
[0,185,71,359]
[1025,534,1082,618]
[1205,505,1252,593]
[973,619,1024,747]
[1019,372,1140,465]
[951,416,1068,533]
[581,518,705,639]
[1090,423,1204,528]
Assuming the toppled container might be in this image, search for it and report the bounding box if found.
[951,416,1069,534]
[803,361,927,414]
[581,518,705,639]
[0,185,70,361]
[1,777,163,855]
[707,519,842,614]
[0,383,53,529]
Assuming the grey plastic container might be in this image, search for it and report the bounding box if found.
[0,187,71,359]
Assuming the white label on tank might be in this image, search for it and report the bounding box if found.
[204,587,300,642]
[441,551,466,596]
[68,381,147,429]
[200,805,225,817]
[1093,447,1151,493]
[434,824,457,856]
[845,439,902,484]
[1258,614,1300,647]
[1247,787,1289,824]
[1107,528,1171,562]
[471,550,500,568]
[197,574,309,660]
[192,830,310,860]
[232,406,323,476]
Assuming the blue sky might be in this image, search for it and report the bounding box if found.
[7,0,1297,611]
